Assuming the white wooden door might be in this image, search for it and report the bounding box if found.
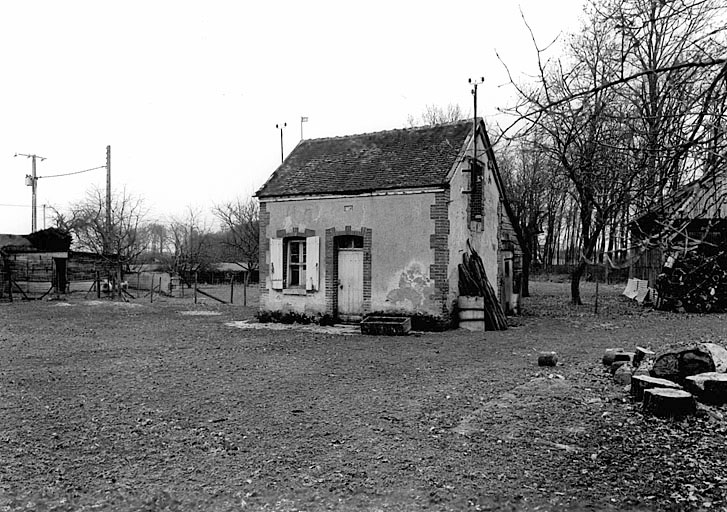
[338,249,363,321]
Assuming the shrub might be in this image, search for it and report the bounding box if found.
[256,310,336,326]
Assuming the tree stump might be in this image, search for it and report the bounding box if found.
[685,372,727,405]
[643,388,696,418]
[630,375,682,402]
[538,352,558,366]
[652,343,727,383]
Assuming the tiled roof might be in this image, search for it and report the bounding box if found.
[256,120,474,198]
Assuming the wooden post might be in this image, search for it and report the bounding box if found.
[594,278,599,315]
[194,272,198,304]
[243,272,248,306]
[150,277,154,303]
[230,276,234,304]
[96,271,101,299]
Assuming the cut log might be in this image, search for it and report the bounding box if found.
[538,352,558,367]
[633,346,655,368]
[684,372,727,405]
[615,352,635,363]
[630,375,683,402]
[704,343,727,372]
[602,348,626,367]
[651,343,727,384]
[643,388,696,418]
[610,360,629,375]
[613,364,633,386]
[633,360,654,377]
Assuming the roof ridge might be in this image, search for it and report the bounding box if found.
[301,118,475,143]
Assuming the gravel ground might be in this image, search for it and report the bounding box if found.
[0,280,726,511]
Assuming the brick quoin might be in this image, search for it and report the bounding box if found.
[429,190,450,316]
[258,202,270,298]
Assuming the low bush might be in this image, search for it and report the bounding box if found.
[256,310,337,326]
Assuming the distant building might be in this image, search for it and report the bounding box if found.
[0,228,118,300]
[0,228,70,300]
[630,167,727,286]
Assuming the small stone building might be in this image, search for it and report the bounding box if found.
[255,119,522,324]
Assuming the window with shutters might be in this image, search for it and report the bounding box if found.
[269,235,320,292]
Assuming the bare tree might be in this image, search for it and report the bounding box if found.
[213,196,259,275]
[213,196,259,304]
[497,130,564,296]
[165,207,214,281]
[406,103,469,127]
[501,0,727,304]
[57,186,150,265]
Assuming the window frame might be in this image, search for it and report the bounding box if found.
[285,237,307,288]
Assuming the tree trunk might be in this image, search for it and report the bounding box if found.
[570,260,586,305]
[521,250,531,297]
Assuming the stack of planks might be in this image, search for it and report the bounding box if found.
[458,240,508,330]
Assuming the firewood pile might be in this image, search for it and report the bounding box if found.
[603,343,727,419]
[655,250,727,313]
[458,241,508,330]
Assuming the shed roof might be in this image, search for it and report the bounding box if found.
[0,234,33,251]
[632,166,727,233]
[256,120,474,198]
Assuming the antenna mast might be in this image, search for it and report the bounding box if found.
[468,77,484,163]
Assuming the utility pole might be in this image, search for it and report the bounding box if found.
[105,145,111,254]
[15,153,46,233]
[276,123,286,164]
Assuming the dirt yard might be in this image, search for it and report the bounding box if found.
[1,280,726,511]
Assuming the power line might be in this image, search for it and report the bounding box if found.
[38,165,105,179]
[0,203,33,208]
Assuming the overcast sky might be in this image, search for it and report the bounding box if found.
[0,0,585,235]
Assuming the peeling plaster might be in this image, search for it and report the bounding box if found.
[386,262,436,311]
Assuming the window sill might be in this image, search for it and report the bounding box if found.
[283,288,308,295]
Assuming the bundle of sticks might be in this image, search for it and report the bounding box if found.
[458,240,508,330]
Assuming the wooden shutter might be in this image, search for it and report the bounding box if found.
[306,236,320,291]
[270,238,283,289]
